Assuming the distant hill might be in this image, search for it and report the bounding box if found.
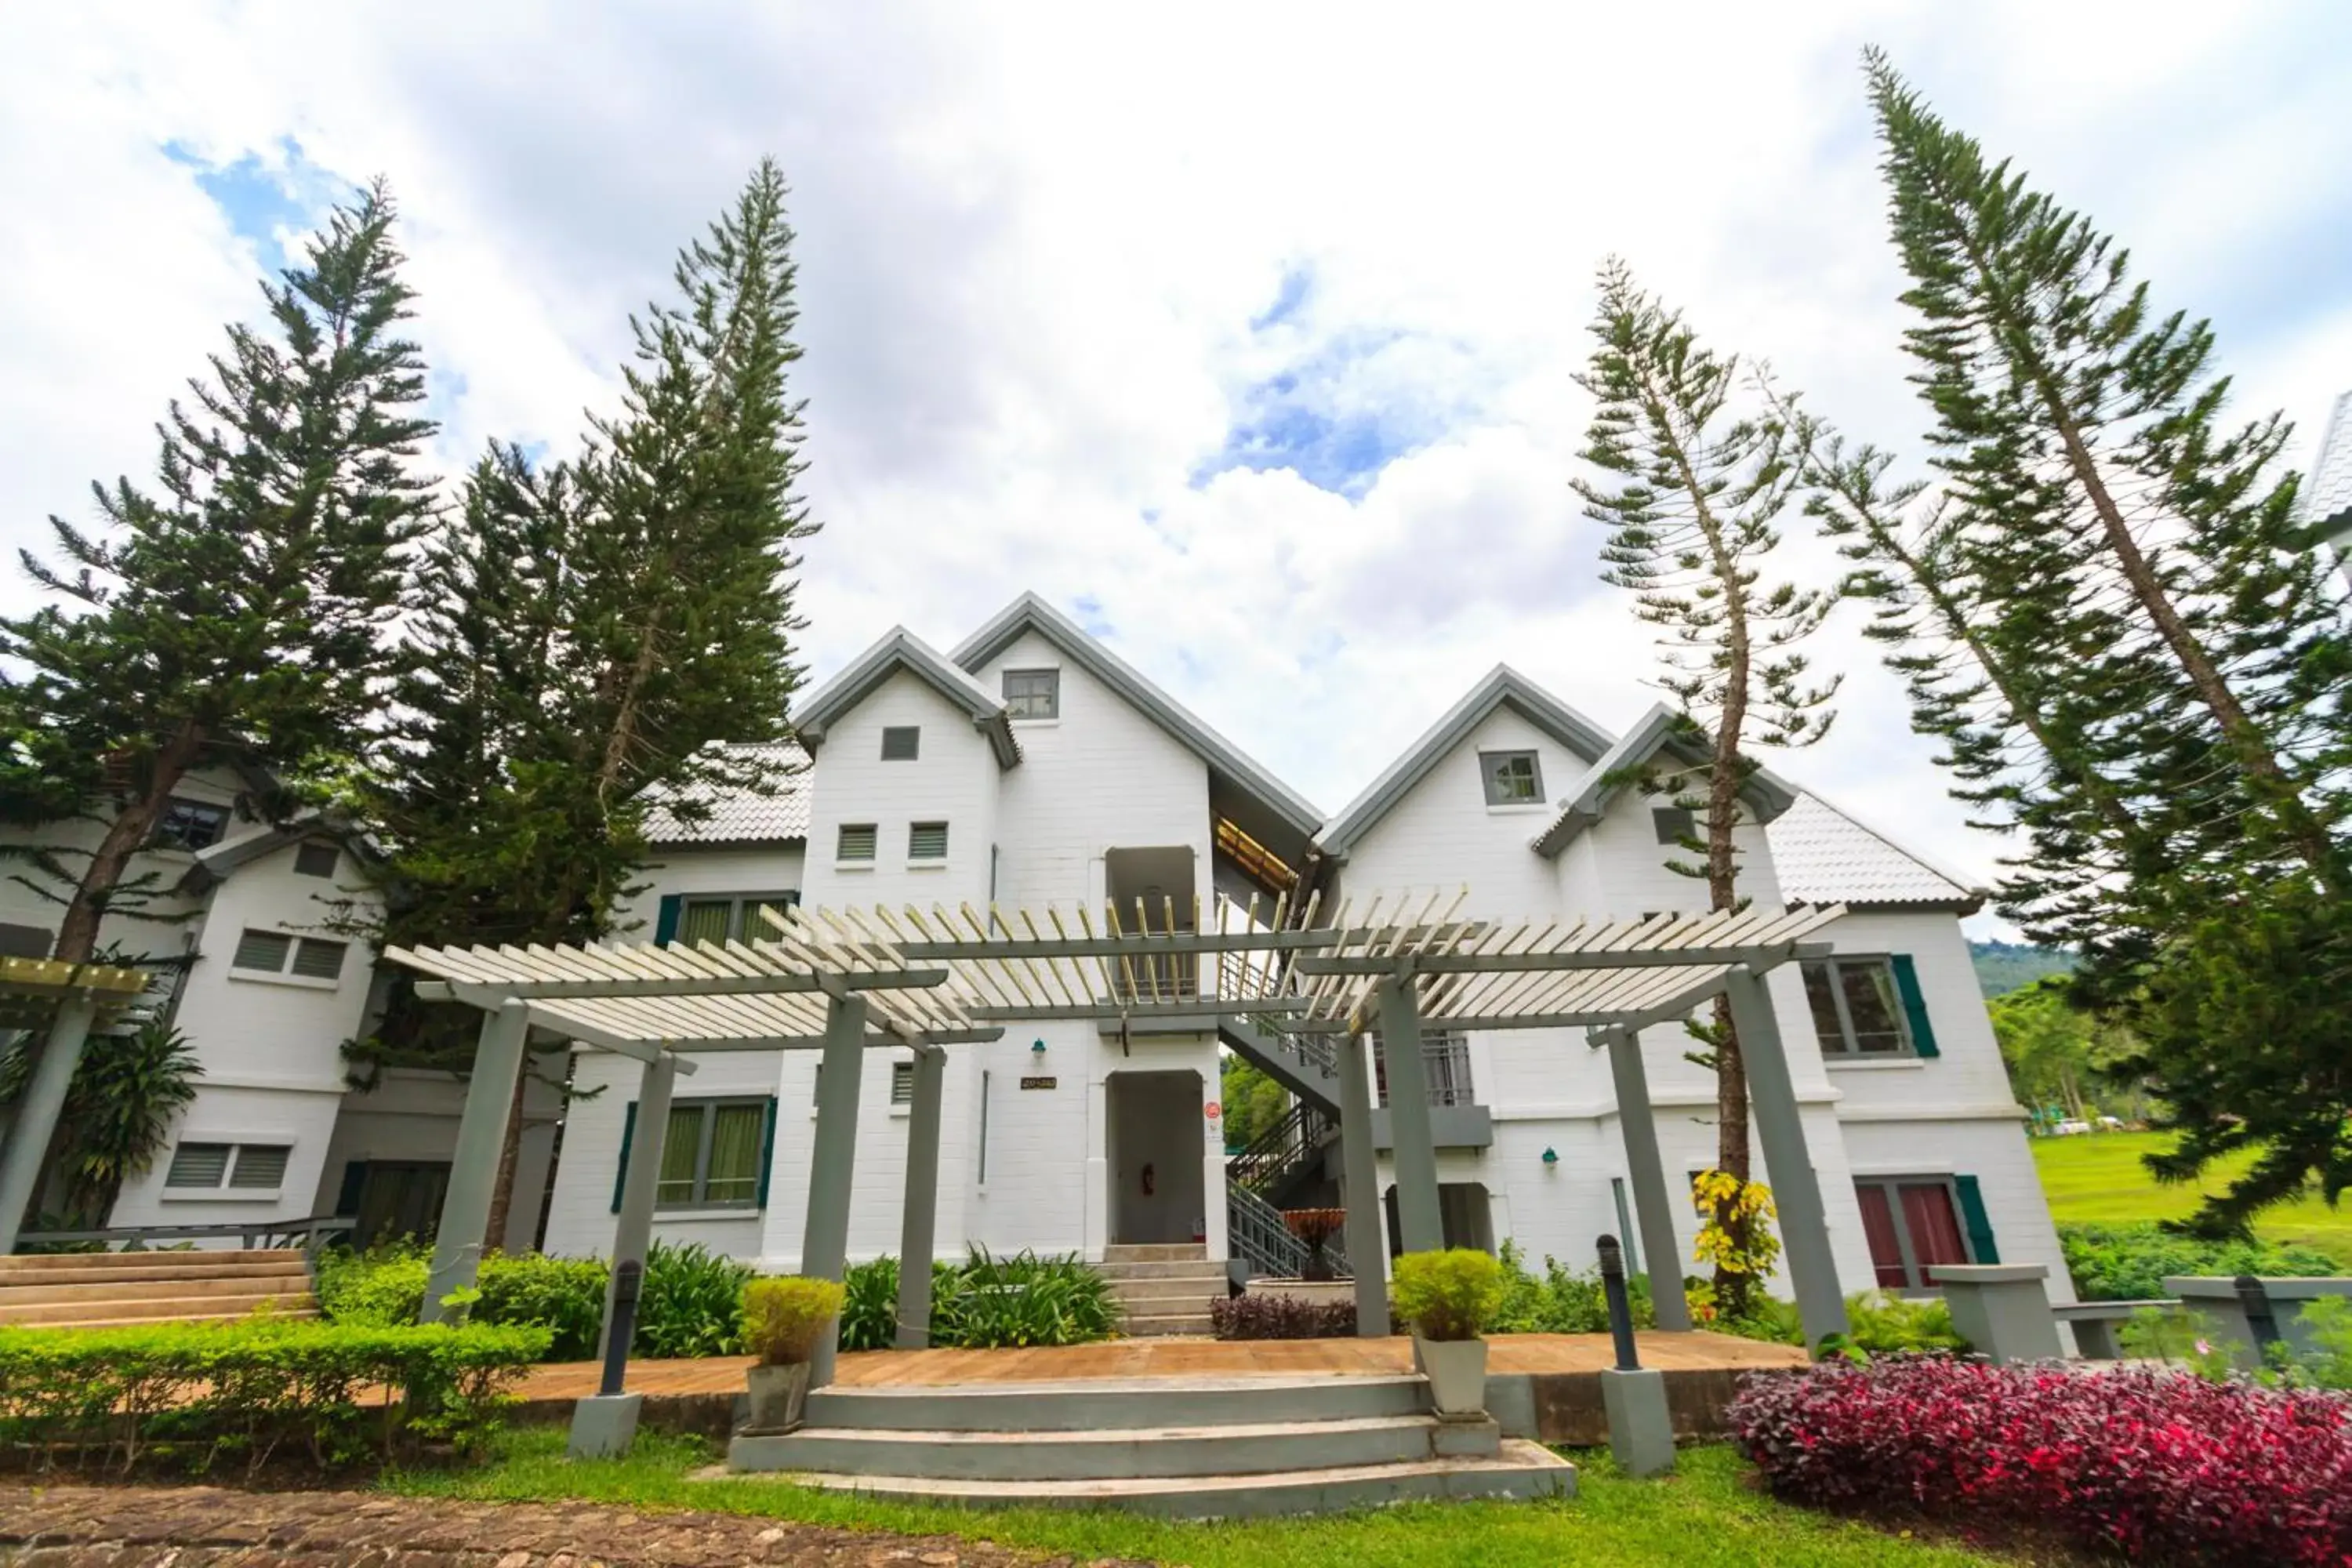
[1969,939,2074,998]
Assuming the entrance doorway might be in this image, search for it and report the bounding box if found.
[1384,1181,1496,1257]
[1106,1070,1205,1245]
[350,1161,452,1249]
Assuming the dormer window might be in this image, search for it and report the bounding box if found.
[155,797,230,851]
[1004,668,1060,720]
[880,726,920,760]
[292,840,339,878]
[1479,750,1543,806]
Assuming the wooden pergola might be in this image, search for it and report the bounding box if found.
[0,956,169,1254]
[385,891,1857,1400]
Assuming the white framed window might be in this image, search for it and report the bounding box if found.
[1803,956,1911,1056]
[165,1140,291,1194]
[1479,750,1543,806]
[229,928,347,985]
[292,840,339,878]
[154,797,230,851]
[654,1098,768,1210]
[837,823,878,862]
[909,822,949,861]
[673,891,800,946]
[1003,668,1059,720]
[880,726,920,760]
[1373,1031,1475,1108]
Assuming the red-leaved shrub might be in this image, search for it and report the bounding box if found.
[1208,1294,1356,1340]
[1729,1357,2352,1566]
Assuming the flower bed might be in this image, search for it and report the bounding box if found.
[0,1317,546,1474]
[1210,1293,1356,1340]
[1729,1356,2352,1566]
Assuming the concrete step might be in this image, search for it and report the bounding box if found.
[0,1290,317,1327]
[1102,1244,1207,1264]
[1095,1259,1228,1281]
[0,1250,307,1281]
[0,1270,311,1307]
[1121,1312,1217,1338]
[737,1413,1442,1483]
[710,1440,1574,1519]
[804,1374,1428,1433]
[1110,1292,1222,1319]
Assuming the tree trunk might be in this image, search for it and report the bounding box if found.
[480,1048,534,1254]
[53,722,207,964]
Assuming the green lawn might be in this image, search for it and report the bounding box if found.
[382,1428,2052,1567]
[2033,1131,2352,1262]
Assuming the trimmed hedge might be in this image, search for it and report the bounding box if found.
[1730,1356,2352,1566]
[0,1317,546,1474]
[2057,1221,2341,1302]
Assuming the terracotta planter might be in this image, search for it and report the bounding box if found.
[744,1360,812,1435]
[1414,1334,1488,1417]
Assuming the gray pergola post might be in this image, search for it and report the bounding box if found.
[0,998,98,1254]
[423,999,532,1323]
[802,992,868,1386]
[597,1051,677,1363]
[1599,1025,1693,1332]
[1723,967,1847,1348]
[1334,1029,1390,1337]
[895,1044,945,1348]
[1375,972,1444,1255]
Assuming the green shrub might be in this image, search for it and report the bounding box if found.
[740,1276,844,1365]
[837,1256,901,1352]
[1843,1290,1968,1355]
[2057,1221,2340,1302]
[0,1317,544,1473]
[633,1240,753,1359]
[1490,1240,1657,1334]
[931,1247,1118,1348]
[1391,1249,1504,1341]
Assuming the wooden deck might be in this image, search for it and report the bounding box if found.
[518,1331,1803,1402]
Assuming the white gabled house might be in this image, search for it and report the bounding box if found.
[17,590,2066,1323]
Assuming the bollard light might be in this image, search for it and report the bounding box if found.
[1596,1233,1642,1373]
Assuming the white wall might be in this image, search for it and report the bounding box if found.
[110,831,381,1235]
[0,766,238,957]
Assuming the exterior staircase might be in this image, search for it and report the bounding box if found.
[728,1371,1575,1517]
[1101,1243,1225,1337]
[0,1249,319,1329]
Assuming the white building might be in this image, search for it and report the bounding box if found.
[20,591,2064,1312]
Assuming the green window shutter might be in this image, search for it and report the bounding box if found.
[1889,954,1939,1058]
[654,896,683,946]
[1954,1174,1999,1264]
[333,1160,368,1217]
[754,1097,779,1209]
[612,1102,637,1214]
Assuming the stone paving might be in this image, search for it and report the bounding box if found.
[0,1485,1140,1567]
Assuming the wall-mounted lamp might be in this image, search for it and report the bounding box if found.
[1541,1147,1559,1167]
[1031,1038,1048,1054]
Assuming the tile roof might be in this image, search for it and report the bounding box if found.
[641,743,811,846]
[1766,792,1980,910]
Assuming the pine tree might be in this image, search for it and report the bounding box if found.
[1571,260,1838,1312]
[361,161,818,1243]
[0,183,434,964]
[1848,50,2352,1231]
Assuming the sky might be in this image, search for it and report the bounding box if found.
[4,2,2350,938]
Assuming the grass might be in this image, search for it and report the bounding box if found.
[2033,1131,2352,1263]
[380,1426,2057,1566]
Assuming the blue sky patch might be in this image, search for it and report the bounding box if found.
[1196,326,1427,498]
[162,136,343,270]
[1251,264,1312,332]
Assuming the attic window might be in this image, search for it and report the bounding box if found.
[292,840,339,878]
[155,798,230,852]
[909,822,949,861]
[880,726,920,761]
[838,824,878,862]
[1653,807,1696,846]
[1004,668,1059,720]
[1480,750,1543,806]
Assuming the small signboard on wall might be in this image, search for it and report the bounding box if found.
[1019,1075,1057,1090]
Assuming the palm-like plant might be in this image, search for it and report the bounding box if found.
[0,1017,201,1225]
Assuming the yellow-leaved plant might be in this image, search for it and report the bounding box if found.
[739,1276,845,1367]
[1690,1169,1780,1319]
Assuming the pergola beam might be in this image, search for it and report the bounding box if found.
[413,969,950,1006]
[1293,942,1828,977]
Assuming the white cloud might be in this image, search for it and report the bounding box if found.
[5,0,2349,940]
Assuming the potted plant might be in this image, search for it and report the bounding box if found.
[1391,1248,1504,1417]
[1282,1207,1345,1282]
[739,1275,846,1434]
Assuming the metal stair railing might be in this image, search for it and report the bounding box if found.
[1225,1181,1347,1280]
[1225,1100,1336,1195]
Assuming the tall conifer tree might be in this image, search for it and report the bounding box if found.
[1841,52,2352,1230]
[1573,260,1838,1310]
[363,161,818,1241]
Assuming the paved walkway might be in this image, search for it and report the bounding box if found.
[520,1330,1803,1400]
[0,1486,1126,1567]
